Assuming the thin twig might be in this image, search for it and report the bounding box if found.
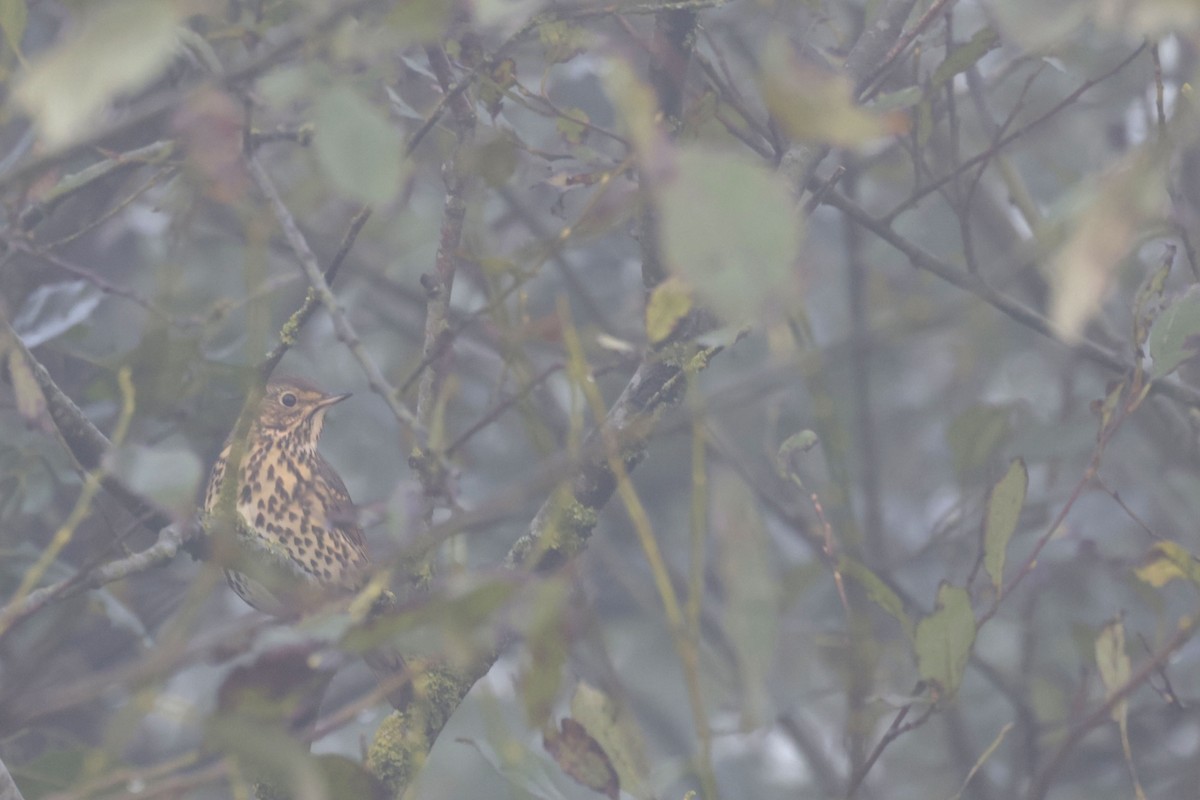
[258,204,372,379]
[885,44,1147,222]
[244,154,425,443]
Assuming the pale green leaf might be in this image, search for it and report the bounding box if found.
[0,0,26,57]
[570,683,651,800]
[1049,153,1165,342]
[658,148,802,323]
[16,1,183,147]
[712,469,780,725]
[931,28,1000,88]
[314,84,406,206]
[915,583,976,700]
[984,459,1027,593]
[947,403,1013,479]
[1094,619,1130,722]
[761,36,904,146]
[839,556,915,641]
[645,276,693,345]
[1135,540,1200,588]
[1148,285,1200,378]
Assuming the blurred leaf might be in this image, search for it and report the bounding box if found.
[556,108,589,145]
[915,583,976,700]
[1131,244,1174,352]
[314,754,389,800]
[947,403,1013,479]
[384,0,453,43]
[471,133,519,188]
[0,0,26,57]
[1135,540,1200,588]
[871,85,924,111]
[540,20,590,64]
[1095,616,1148,800]
[603,60,669,166]
[6,344,44,425]
[15,0,182,147]
[712,469,780,724]
[105,441,202,520]
[658,147,802,323]
[775,429,820,481]
[761,36,906,145]
[519,577,569,726]
[570,683,651,800]
[1148,285,1200,378]
[343,575,518,661]
[645,276,693,345]
[206,716,327,798]
[983,458,1027,593]
[931,28,1000,88]
[12,280,103,348]
[543,717,619,800]
[314,84,406,205]
[839,556,915,641]
[9,745,87,798]
[458,735,557,800]
[1094,618,1130,721]
[216,643,332,727]
[479,57,516,119]
[1049,154,1165,342]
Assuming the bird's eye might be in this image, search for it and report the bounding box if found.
[281,392,297,407]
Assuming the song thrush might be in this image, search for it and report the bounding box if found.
[204,377,409,708]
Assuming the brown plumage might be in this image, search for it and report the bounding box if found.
[204,377,408,708]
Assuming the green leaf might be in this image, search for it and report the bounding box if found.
[314,84,406,205]
[761,36,904,145]
[1049,152,1165,342]
[712,469,780,725]
[915,583,976,700]
[539,20,590,64]
[983,458,1027,593]
[1148,285,1200,379]
[871,85,924,111]
[519,577,569,726]
[775,429,820,482]
[570,683,651,800]
[658,147,802,323]
[1135,540,1200,588]
[16,1,182,147]
[1132,245,1174,351]
[839,556,915,641]
[1094,618,1130,721]
[947,403,1013,479]
[645,276,693,345]
[931,28,1000,88]
[0,0,26,57]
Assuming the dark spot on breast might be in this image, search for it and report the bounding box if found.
[255,512,265,527]
[267,463,275,481]
[257,498,265,510]
[240,485,251,503]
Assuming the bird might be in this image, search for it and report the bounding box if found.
[203,377,409,709]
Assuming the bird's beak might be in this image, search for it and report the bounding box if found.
[315,392,352,410]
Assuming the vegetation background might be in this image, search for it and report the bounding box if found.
[1,0,1199,798]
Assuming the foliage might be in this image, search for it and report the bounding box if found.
[1,1,1200,800]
